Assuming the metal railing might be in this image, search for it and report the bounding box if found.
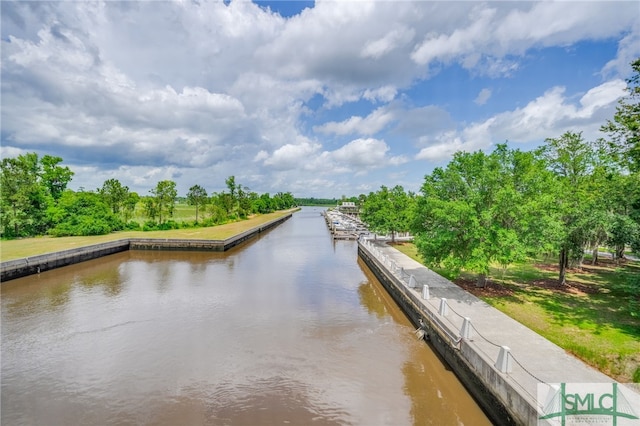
[359,237,545,402]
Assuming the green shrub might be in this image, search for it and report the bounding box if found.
[49,217,112,236]
[124,221,141,231]
[157,220,180,230]
[47,191,123,236]
[142,221,158,231]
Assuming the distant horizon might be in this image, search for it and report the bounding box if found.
[2,1,638,198]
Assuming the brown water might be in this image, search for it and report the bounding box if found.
[1,207,490,425]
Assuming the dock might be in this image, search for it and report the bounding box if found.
[323,209,369,240]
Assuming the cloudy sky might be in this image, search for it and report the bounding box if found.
[1,1,639,198]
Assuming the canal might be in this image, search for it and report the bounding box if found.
[1,207,490,425]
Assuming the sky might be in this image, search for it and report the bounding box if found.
[1,1,639,198]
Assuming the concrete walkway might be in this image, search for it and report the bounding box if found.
[362,239,639,423]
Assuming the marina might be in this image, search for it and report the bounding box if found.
[322,208,369,240]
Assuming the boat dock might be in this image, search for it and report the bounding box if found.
[323,209,369,240]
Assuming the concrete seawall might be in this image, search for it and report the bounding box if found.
[358,241,517,425]
[358,238,622,426]
[1,239,131,282]
[129,213,291,252]
[1,213,292,282]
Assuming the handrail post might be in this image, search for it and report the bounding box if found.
[422,284,430,300]
[460,317,472,340]
[439,298,448,316]
[495,346,512,373]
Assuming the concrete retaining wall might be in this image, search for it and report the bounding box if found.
[1,213,292,282]
[1,240,131,281]
[222,213,291,250]
[358,243,519,426]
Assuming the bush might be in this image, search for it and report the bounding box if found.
[47,191,123,236]
[49,217,112,236]
[180,220,199,229]
[143,220,181,231]
[157,220,180,230]
[124,221,141,231]
[143,221,158,231]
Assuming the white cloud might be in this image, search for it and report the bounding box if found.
[314,107,395,136]
[389,155,410,166]
[488,80,626,142]
[412,6,496,66]
[416,135,465,161]
[411,2,639,75]
[363,86,397,103]
[416,79,627,163]
[474,88,492,105]
[360,27,415,60]
[331,138,389,167]
[264,140,322,170]
[0,146,28,160]
[253,150,269,162]
[260,137,405,177]
[601,27,640,78]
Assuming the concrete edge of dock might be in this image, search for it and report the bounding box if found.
[1,213,293,282]
[358,239,529,426]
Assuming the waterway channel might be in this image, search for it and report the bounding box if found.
[1,207,490,425]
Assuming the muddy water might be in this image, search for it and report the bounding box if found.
[1,208,490,425]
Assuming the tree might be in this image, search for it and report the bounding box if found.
[40,155,74,201]
[254,193,273,213]
[236,184,252,218]
[213,191,235,217]
[225,175,237,199]
[608,215,640,262]
[207,202,227,224]
[149,180,177,224]
[99,178,129,216]
[272,192,295,210]
[142,196,158,222]
[221,175,242,217]
[412,145,556,287]
[123,192,140,223]
[601,58,640,172]
[1,153,53,237]
[361,185,413,243]
[540,131,599,285]
[186,184,208,223]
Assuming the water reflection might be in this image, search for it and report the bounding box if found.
[357,260,488,426]
[1,208,489,425]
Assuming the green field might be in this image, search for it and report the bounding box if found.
[0,210,294,261]
[393,242,640,383]
[130,203,201,224]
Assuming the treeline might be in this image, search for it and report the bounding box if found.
[360,59,640,292]
[294,196,359,206]
[0,159,296,238]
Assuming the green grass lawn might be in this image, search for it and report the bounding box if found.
[129,203,199,224]
[393,242,640,383]
[0,210,294,261]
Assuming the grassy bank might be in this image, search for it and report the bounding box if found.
[0,210,295,262]
[393,242,640,383]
